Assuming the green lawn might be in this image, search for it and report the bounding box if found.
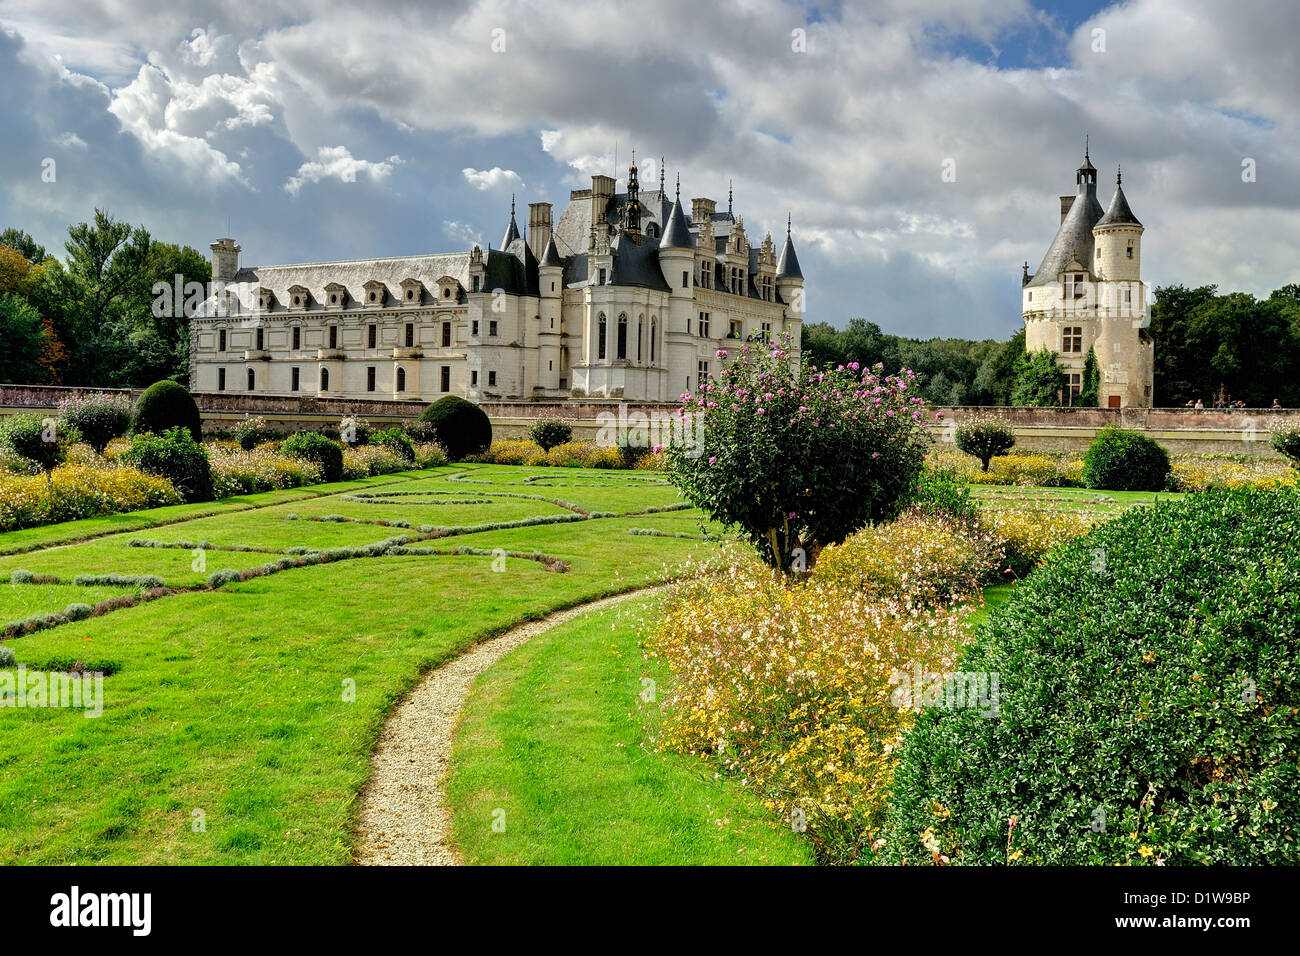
[447,596,814,865]
[0,465,719,863]
[972,484,1183,516]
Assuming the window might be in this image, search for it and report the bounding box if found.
[472,276,480,293]
[368,324,377,349]
[442,287,451,299]
[697,360,709,388]
[617,315,628,360]
[1124,288,1132,304]
[598,268,607,285]
[761,321,771,336]
[320,367,329,391]
[637,319,643,362]
[1063,326,1083,354]
[729,319,742,339]
[1126,243,1134,259]
[292,326,301,350]
[548,360,553,371]
[407,323,416,348]
[1067,372,1082,405]
[488,370,496,386]
[440,366,450,392]
[218,329,227,352]
[697,311,711,337]
[471,370,479,386]
[650,319,657,362]
[328,325,338,350]
[441,322,450,347]
[217,368,226,391]
[367,366,376,392]
[1064,273,1086,300]
[472,320,479,336]
[682,270,689,289]
[598,314,607,360]
[256,328,264,351]
[291,367,300,392]
[489,320,498,336]
[397,367,406,392]
[247,368,255,391]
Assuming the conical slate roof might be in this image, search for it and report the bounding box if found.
[1096,173,1142,228]
[1026,177,1104,287]
[776,227,802,279]
[660,198,693,249]
[540,236,563,268]
[501,215,520,249]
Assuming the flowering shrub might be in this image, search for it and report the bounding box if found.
[814,512,1002,606]
[413,442,448,468]
[955,414,1016,471]
[0,463,180,531]
[0,412,67,474]
[1271,422,1300,467]
[979,508,1095,577]
[57,393,132,454]
[929,448,1081,487]
[209,444,323,498]
[647,553,973,863]
[469,439,546,466]
[231,414,275,451]
[341,445,408,479]
[1168,457,1298,492]
[666,336,933,571]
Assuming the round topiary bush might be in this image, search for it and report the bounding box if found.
[280,431,344,483]
[882,488,1300,865]
[120,427,214,502]
[131,380,202,440]
[1081,424,1170,491]
[955,414,1016,471]
[58,392,132,454]
[418,396,492,461]
[529,419,572,452]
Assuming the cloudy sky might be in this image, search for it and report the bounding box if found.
[1,0,1296,340]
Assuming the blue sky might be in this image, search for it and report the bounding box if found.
[1,0,1296,342]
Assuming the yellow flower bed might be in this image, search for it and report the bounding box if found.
[209,445,323,497]
[0,463,181,531]
[979,508,1095,577]
[1168,458,1298,493]
[341,445,408,479]
[470,439,634,469]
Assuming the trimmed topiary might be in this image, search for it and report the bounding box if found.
[0,412,68,474]
[120,427,214,502]
[280,431,344,483]
[529,419,572,451]
[882,488,1300,865]
[131,380,202,440]
[955,414,1016,472]
[418,396,492,461]
[1081,424,1170,491]
[58,392,132,454]
[63,603,93,621]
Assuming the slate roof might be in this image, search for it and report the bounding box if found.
[1026,182,1104,288]
[1096,176,1142,228]
[776,232,802,279]
[219,253,472,312]
[660,198,693,248]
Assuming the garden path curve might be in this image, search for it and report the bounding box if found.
[354,585,666,866]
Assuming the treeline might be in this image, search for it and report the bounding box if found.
[0,210,208,388]
[801,318,1025,406]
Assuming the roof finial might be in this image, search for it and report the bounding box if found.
[1116,163,1122,185]
[1085,134,1089,162]
[510,193,515,217]
[728,180,734,214]
[786,212,792,238]
[660,157,665,193]
[675,172,680,201]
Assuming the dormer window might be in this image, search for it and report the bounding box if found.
[400,278,424,304]
[258,287,275,312]
[363,280,387,306]
[324,282,347,309]
[288,284,309,309]
[435,276,461,302]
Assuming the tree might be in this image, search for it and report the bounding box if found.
[1011,349,1064,406]
[1078,347,1100,407]
[955,414,1016,471]
[0,228,48,264]
[0,293,50,383]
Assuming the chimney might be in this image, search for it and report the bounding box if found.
[590,175,615,249]
[528,202,553,258]
[1059,196,1075,224]
[691,197,716,224]
[210,238,241,283]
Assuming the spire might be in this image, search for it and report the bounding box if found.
[1097,165,1142,228]
[728,180,734,215]
[1077,138,1097,191]
[625,153,642,238]
[659,157,665,194]
[540,235,563,268]
[660,182,693,249]
[501,193,520,247]
[776,214,802,279]
[675,172,680,201]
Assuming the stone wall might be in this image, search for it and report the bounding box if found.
[2,384,1295,456]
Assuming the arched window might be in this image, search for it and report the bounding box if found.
[247,368,255,391]
[650,318,657,362]
[617,314,628,360]
[396,367,406,392]
[637,317,643,362]
[320,367,329,392]
[598,313,607,360]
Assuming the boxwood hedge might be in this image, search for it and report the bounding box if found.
[882,488,1300,865]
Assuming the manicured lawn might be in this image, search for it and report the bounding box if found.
[447,596,814,865]
[972,484,1183,516]
[0,465,719,864]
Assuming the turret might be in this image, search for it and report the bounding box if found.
[775,214,804,317]
[501,195,521,248]
[1093,166,1143,282]
[658,174,695,297]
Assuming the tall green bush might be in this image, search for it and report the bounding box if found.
[883,489,1300,865]
[131,380,202,440]
[529,420,572,451]
[281,432,344,483]
[418,396,492,461]
[0,413,68,475]
[120,427,213,502]
[1082,424,1170,491]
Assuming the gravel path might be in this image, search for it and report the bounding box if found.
[354,586,664,866]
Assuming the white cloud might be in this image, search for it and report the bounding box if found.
[284,146,402,196]
[443,219,483,246]
[461,166,522,191]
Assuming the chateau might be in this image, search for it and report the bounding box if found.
[189,160,805,403]
[1022,148,1153,408]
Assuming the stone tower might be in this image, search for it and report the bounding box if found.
[1022,147,1153,407]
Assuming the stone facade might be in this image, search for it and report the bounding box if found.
[1022,149,1154,408]
[188,161,804,404]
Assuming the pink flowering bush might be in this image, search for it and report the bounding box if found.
[664,335,935,571]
